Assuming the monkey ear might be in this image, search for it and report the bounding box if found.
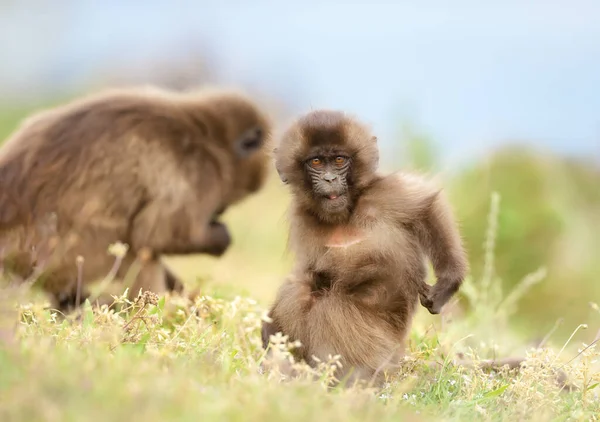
[275,163,288,184]
[276,168,288,184]
[236,127,264,158]
[272,147,288,184]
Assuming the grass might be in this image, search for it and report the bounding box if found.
[0,176,599,421]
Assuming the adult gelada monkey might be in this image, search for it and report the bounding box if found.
[0,86,272,311]
[261,110,468,385]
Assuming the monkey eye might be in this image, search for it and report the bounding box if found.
[235,127,263,158]
[310,158,323,168]
[334,156,347,166]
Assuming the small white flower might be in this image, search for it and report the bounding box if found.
[107,241,129,258]
[261,311,273,323]
[475,404,487,415]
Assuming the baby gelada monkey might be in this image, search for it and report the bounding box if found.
[262,110,468,386]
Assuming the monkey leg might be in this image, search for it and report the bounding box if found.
[308,294,409,383]
[263,275,317,364]
[31,267,91,314]
[113,247,185,297]
[1,250,36,280]
[139,248,185,293]
[164,266,185,293]
[118,255,169,301]
[261,310,284,349]
[52,288,91,314]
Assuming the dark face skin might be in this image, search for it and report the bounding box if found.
[276,110,379,224]
[304,148,353,215]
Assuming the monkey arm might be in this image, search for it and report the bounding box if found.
[129,199,231,256]
[414,192,468,314]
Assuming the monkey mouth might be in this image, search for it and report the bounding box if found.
[322,192,346,201]
[315,190,348,208]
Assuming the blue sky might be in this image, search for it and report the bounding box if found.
[1,0,599,166]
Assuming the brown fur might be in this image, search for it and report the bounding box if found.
[0,86,272,311]
[262,110,468,386]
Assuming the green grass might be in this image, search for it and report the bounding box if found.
[0,176,598,421]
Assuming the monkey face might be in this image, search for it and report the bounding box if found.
[234,125,270,192]
[275,110,379,222]
[199,91,272,206]
[226,124,271,205]
[205,90,271,162]
[304,150,353,213]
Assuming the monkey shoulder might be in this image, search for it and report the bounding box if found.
[66,92,202,150]
[359,172,441,223]
[2,91,217,184]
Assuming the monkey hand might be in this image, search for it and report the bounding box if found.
[418,284,437,313]
[211,206,227,222]
[202,221,231,256]
[421,279,460,315]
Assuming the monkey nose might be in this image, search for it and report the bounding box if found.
[323,173,338,182]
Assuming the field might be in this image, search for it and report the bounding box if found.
[1,171,599,422]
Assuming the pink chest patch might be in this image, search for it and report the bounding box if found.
[325,226,366,248]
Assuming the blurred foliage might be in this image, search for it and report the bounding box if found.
[390,120,439,172]
[0,107,32,141]
[450,147,599,338]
